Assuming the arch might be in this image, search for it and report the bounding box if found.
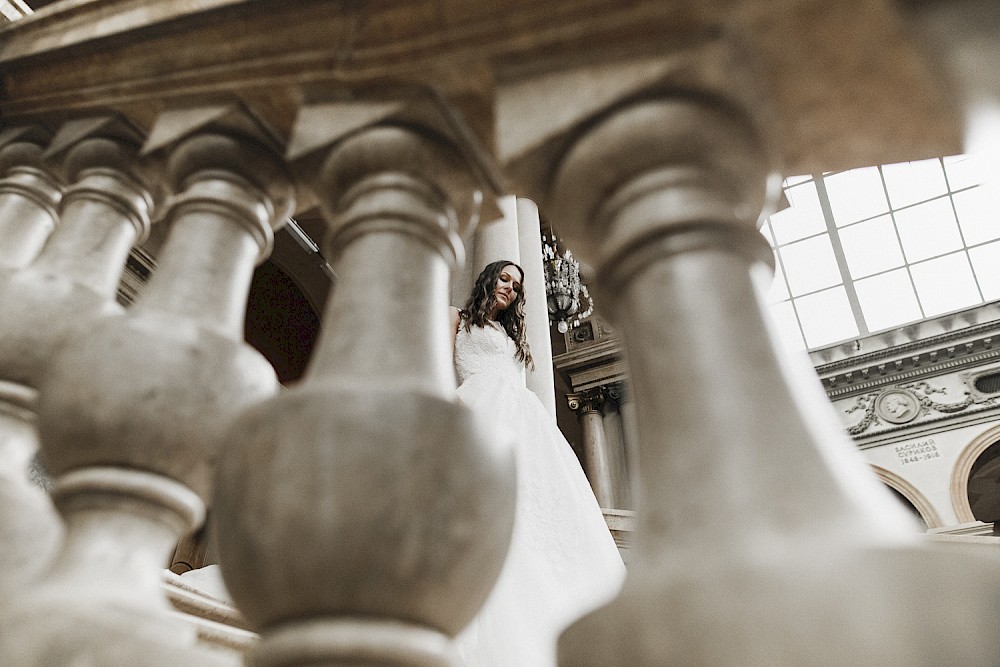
[869,464,943,529]
[245,261,321,385]
[950,423,1000,523]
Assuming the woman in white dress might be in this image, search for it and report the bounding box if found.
[451,260,626,667]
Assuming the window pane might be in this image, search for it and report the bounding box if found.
[779,234,842,297]
[783,175,812,187]
[910,252,982,317]
[825,167,889,226]
[945,154,989,191]
[855,269,922,331]
[770,182,826,245]
[767,300,805,351]
[969,241,1000,301]
[839,215,905,279]
[954,185,1000,246]
[794,286,859,348]
[881,159,947,209]
[894,197,962,262]
[767,257,790,302]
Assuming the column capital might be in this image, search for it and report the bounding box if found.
[568,388,605,415]
[605,382,629,405]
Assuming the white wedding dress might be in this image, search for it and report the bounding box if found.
[454,321,626,667]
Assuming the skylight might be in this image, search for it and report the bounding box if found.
[0,0,32,21]
[763,154,1000,351]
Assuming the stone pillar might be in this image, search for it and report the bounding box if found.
[214,119,516,667]
[612,382,641,509]
[2,109,289,666]
[569,389,615,508]
[516,197,557,416]
[544,96,1000,666]
[471,193,520,278]
[602,386,631,509]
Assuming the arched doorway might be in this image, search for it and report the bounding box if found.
[966,441,1000,523]
[950,424,1000,523]
[244,260,320,385]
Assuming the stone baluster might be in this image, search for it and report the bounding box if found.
[214,118,516,667]
[568,388,616,508]
[0,126,62,269]
[0,118,150,601]
[0,109,289,666]
[540,96,1000,665]
[0,125,62,597]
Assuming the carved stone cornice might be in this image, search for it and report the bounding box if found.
[553,337,627,393]
[0,0,963,178]
[816,305,1000,399]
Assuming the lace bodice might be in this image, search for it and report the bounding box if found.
[455,322,524,385]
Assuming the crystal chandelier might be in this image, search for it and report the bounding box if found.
[542,233,593,333]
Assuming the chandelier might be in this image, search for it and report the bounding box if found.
[542,233,593,333]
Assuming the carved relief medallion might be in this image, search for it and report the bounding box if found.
[875,388,921,424]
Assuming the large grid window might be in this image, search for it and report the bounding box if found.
[763,155,1000,351]
[0,0,31,21]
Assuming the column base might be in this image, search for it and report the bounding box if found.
[252,618,461,667]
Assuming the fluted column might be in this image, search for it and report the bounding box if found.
[544,96,1000,666]
[214,120,516,667]
[569,389,615,509]
[0,127,62,269]
[1,111,288,666]
[0,118,151,602]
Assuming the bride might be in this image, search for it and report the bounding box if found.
[451,260,626,667]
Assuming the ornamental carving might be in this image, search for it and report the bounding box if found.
[567,388,604,414]
[845,381,979,436]
[875,389,921,424]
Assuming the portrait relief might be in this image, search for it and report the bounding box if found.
[876,389,921,424]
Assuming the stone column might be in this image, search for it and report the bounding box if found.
[2,110,289,666]
[612,382,641,508]
[569,389,615,508]
[516,197,557,416]
[471,193,520,277]
[602,385,631,509]
[544,96,1000,666]
[214,120,516,667]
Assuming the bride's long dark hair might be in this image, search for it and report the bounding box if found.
[461,260,534,370]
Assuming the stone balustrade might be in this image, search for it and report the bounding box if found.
[0,2,998,666]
